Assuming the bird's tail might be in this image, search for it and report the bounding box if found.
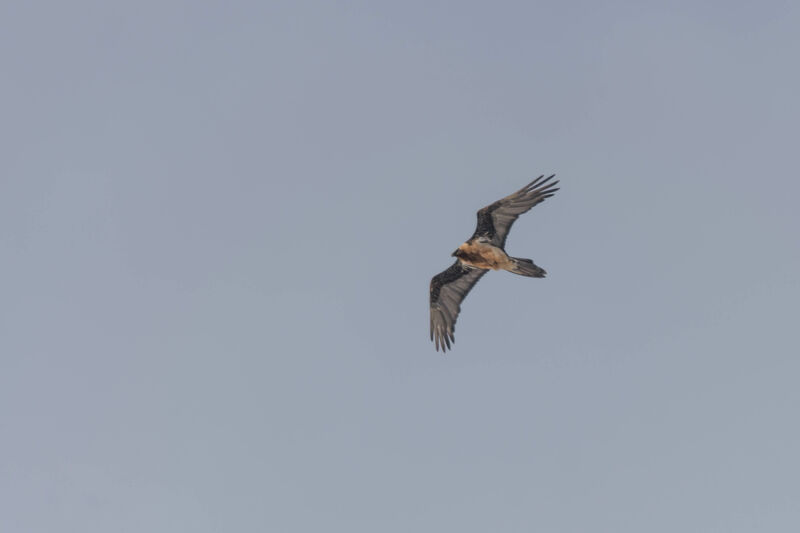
[508,257,547,278]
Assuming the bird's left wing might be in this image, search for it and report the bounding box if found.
[429,261,488,352]
[472,175,559,247]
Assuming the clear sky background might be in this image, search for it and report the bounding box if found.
[2,1,800,531]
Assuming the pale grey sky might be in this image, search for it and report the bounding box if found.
[2,1,800,532]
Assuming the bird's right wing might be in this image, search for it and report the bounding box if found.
[429,261,488,352]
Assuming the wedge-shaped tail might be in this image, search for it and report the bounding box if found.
[507,257,546,278]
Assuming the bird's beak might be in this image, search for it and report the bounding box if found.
[451,249,459,257]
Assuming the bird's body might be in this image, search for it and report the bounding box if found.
[429,175,559,352]
[453,240,512,270]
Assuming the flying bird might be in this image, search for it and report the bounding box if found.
[429,175,559,352]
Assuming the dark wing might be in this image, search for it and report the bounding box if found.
[429,261,488,352]
[471,175,559,247]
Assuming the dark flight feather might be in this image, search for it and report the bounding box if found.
[472,175,559,247]
[429,261,487,352]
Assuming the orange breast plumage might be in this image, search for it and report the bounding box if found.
[457,242,512,270]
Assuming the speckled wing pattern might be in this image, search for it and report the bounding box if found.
[429,261,488,352]
[472,175,559,247]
